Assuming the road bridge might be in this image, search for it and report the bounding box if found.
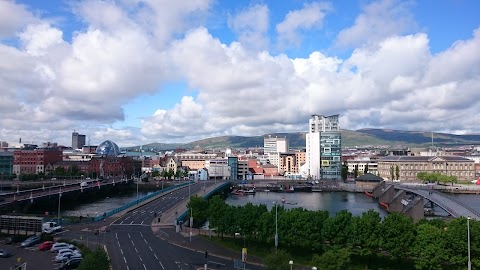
[395,185,480,220]
[0,177,132,207]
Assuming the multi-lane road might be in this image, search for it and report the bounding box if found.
[104,182,262,270]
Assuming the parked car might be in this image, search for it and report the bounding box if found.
[55,251,80,263]
[0,249,13,258]
[20,235,41,247]
[50,242,74,253]
[59,258,82,270]
[38,241,54,251]
[58,252,82,263]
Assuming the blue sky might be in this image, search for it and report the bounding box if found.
[0,0,479,146]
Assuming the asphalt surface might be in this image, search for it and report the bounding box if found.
[0,242,62,270]
[62,181,264,270]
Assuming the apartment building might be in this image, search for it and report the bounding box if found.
[279,150,306,175]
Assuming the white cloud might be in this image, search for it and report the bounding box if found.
[335,0,417,48]
[0,1,479,146]
[228,4,269,51]
[276,2,332,48]
[0,1,37,38]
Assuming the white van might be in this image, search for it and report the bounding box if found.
[80,181,88,187]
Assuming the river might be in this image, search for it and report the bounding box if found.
[60,188,480,219]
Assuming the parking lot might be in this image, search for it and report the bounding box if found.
[0,242,61,270]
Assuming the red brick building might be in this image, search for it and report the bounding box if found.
[13,148,63,175]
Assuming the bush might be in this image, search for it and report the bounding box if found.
[77,247,110,270]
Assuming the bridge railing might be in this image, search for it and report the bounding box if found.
[176,182,230,223]
[93,182,190,222]
[429,189,480,219]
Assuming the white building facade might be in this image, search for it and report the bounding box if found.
[305,114,342,180]
[263,136,288,167]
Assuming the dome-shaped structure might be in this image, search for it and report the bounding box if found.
[96,140,121,156]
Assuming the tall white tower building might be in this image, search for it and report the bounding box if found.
[264,135,288,167]
[305,114,341,180]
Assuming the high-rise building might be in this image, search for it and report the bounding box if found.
[72,131,86,150]
[305,114,341,180]
[263,135,288,167]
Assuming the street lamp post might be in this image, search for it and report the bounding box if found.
[468,216,471,270]
[289,260,293,270]
[274,201,278,251]
[57,188,62,225]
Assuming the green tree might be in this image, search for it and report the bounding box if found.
[354,165,359,178]
[263,249,291,270]
[312,248,352,270]
[417,172,429,183]
[167,168,174,180]
[348,209,381,255]
[77,247,110,270]
[341,161,348,180]
[187,196,209,227]
[207,195,230,239]
[322,210,352,248]
[395,165,400,180]
[364,164,369,175]
[390,166,395,181]
[380,213,415,261]
[412,223,445,270]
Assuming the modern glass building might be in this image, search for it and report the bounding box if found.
[96,140,121,156]
[0,152,13,176]
[306,114,342,180]
[228,157,238,180]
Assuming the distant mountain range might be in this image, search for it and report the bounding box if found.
[124,129,480,151]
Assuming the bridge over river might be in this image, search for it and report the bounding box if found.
[395,185,480,220]
[0,177,133,207]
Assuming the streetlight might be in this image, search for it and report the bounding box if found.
[289,260,293,270]
[57,188,62,225]
[468,216,471,270]
[274,201,278,250]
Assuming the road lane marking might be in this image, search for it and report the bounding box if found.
[117,241,120,247]
[128,233,131,239]
[144,239,148,244]
[140,232,144,238]
[135,247,138,253]
[149,246,152,251]
[130,221,134,224]
[154,254,158,259]
[120,249,123,255]
[159,261,165,269]
[123,256,127,263]
[115,233,118,239]
[141,220,145,225]
[126,266,129,270]
[143,264,147,270]
[131,240,135,246]
[138,255,142,261]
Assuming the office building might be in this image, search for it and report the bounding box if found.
[263,135,288,167]
[305,114,341,180]
[0,151,13,176]
[72,131,86,150]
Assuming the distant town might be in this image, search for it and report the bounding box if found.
[1,115,479,184]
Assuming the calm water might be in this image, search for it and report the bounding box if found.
[60,188,480,218]
[62,192,148,217]
[226,191,389,217]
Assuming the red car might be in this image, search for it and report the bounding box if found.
[38,241,54,251]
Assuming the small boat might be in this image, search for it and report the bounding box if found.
[364,191,373,197]
[244,189,256,195]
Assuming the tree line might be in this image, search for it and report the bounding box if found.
[188,195,479,270]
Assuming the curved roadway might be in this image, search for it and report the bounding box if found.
[106,182,263,270]
[396,186,480,219]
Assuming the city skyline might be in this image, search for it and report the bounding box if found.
[1,0,479,147]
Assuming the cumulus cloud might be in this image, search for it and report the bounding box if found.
[335,0,417,48]
[0,1,37,38]
[0,1,479,146]
[228,4,269,51]
[276,2,332,48]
